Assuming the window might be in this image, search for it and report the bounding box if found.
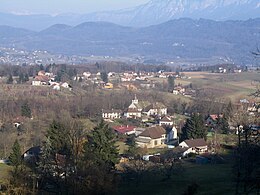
[154,140,157,146]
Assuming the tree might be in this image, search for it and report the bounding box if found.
[216,115,229,134]
[6,74,13,84]
[84,121,119,167]
[18,72,25,84]
[181,113,207,141]
[21,102,32,118]
[225,101,234,121]
[100,72,108,83]
[9,140,22,171]
[167,76,175,92]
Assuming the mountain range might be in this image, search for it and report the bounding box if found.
[0,0,259,30]
[0,18,259,64]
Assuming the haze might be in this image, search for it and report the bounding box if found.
[0,0,149,15]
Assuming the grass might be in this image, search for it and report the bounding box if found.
[0,163,11,182]
[118,162,236,195]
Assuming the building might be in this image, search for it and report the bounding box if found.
[113,125,136,135]
[32,75,49,86]
[143,103,167,116]
[125,95,167,118]
[104,82,113,89]
[179,138,208,155]
[159,116,173,126]
[136,126,166,148]
[102,109,122,119]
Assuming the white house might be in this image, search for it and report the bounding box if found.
[159,116,173,126]
[102,109,122,119]
[143,103,167,116]
[179,139,208,155]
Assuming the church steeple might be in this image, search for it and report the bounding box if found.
[132,94,138,104]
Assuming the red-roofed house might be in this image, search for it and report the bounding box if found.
[32,75,49,86]
[113,125,136,135]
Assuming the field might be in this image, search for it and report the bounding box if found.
[184,71,260,101]
[118,161,235,195]
[0,164,11,182]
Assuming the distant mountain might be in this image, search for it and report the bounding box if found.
[0,18,259,64]
[82,0,260,26]
[0,0,259,30]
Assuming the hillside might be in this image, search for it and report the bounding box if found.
[0,18,259,64]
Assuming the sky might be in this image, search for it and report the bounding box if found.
[0,0,149,15]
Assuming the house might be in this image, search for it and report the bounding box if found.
[179,139,208,155]
[102,109,122,119]
[32,75,49,86]
[125,108,142,118]
[52,83,61,91]
[136,126,166,148]
[166,126,178,142]
[125,95,167,118]
[61,82,71,89]
[159,116,173,126]
[37,70,45,76]
[143,102,167,116]
[172,86,185,95]
[113,125,136,135]
[104,82,113,89]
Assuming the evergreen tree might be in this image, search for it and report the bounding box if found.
[47,120,70,155]
[84,121,119,167]
[6,74,13,84]
[24,74,29,82]
[9,140,22,168]
[181,113,207,141]
[100,72,108,83]
[38,137,53,175]
[21,102,32,118]
[18,72,25,84]
[217,115,229,134]
[167,76,175,92]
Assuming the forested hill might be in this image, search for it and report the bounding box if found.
[0,18,259,64]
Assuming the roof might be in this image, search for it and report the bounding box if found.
[139,126,166,139]
[160,116,172,122]
[34,75,49,82]
[113,125,136,134]
[127,108,141,113]
[184,139,207,147]
[24,146,41,156]
[102,109,122,114]
[143,102,166,112]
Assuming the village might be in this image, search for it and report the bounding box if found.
[0,63,259,194]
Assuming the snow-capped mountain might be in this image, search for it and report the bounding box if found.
[82,0,260,26]
[0,0,259,30]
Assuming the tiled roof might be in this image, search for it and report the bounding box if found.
[113,125,136,134]
[184,139,207,147]
[139,126,166,139]
[161,116,172,122]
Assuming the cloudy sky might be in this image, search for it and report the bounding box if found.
[1,0,149,15]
